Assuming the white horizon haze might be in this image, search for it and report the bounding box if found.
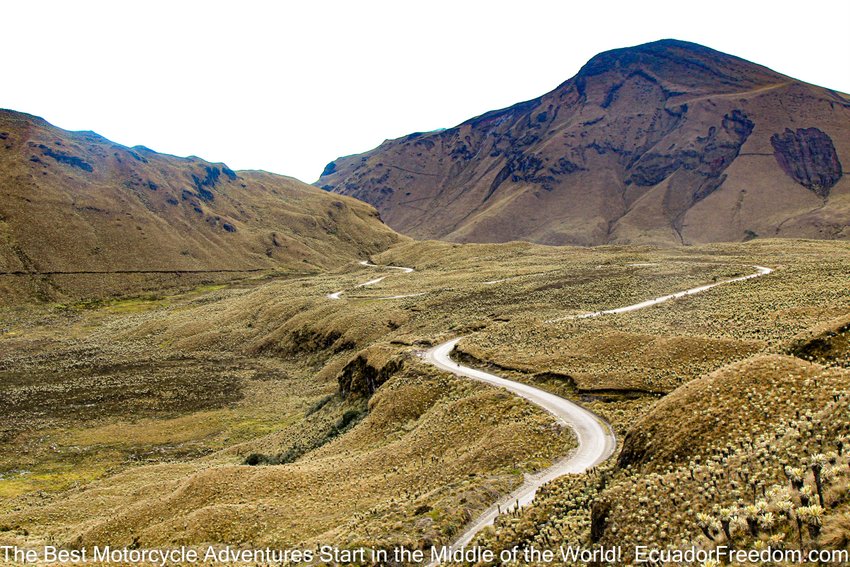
[5,0,849,184]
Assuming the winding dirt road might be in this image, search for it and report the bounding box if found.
[328,260,774,555]
[547,265,773,322]
[326,260,415,299]
[419,264,774,556]
[423,339,615,554]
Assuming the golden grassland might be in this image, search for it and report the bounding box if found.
[0,237,849,560]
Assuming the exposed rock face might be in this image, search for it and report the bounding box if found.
[771,127,843,197]
[318,40,850,245]
[37,143,94,172]
[630,109,755,236]
[337,346,404,398]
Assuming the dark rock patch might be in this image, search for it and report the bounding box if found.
[243,404,367,466]
[485,152,558,201]
[450,142,474,161]
[282,328,354,356]
[616,428,649,468]
[601,82,622,109]
[627,109,753,190]
[127,150,148,163]
[788,317,850,367]
[549,157,583,175]
[590,500,611,542]
[191,166,222,202]
[222,166,238,181]
[627,154,684,186]
[38,144,93,172]
[485,164,513,202]
[196,187,214,202]
[336,354,403,398]
[414,138,435,150]
[770,127,843,197]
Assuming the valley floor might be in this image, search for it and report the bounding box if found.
[1,238,849,562]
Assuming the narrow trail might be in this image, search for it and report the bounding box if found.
[327,260,774,557]
[359,259,414,273]
[547,265,773,322]
[326,260,415,300]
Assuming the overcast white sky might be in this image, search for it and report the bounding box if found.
[5,0,849,183]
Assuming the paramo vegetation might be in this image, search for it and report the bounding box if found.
[1,238,849,561]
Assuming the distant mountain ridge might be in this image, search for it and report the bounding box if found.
[0,109,401,302]
[317,40,850,245]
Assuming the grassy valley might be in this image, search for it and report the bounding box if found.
[2,237,848,561]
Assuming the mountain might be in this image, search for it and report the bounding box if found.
[317,40,850,246]
[0,110,401,302]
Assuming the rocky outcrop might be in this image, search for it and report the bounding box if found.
[35,143,93,172]
[337,344,404,398]
[286,328,355,355]
[615,428,650,469]
[771,127,843,197]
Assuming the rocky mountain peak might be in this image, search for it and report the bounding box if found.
[573,39,785,94]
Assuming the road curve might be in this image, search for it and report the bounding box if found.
[420,264,775,556]
[327,261,415,299]
[359,259,414,273]
[422,338,616,555]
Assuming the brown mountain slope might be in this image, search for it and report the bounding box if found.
[317,39,850,245]
[0,110,401,302]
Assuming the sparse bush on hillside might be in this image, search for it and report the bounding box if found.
[305,393,335,416]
